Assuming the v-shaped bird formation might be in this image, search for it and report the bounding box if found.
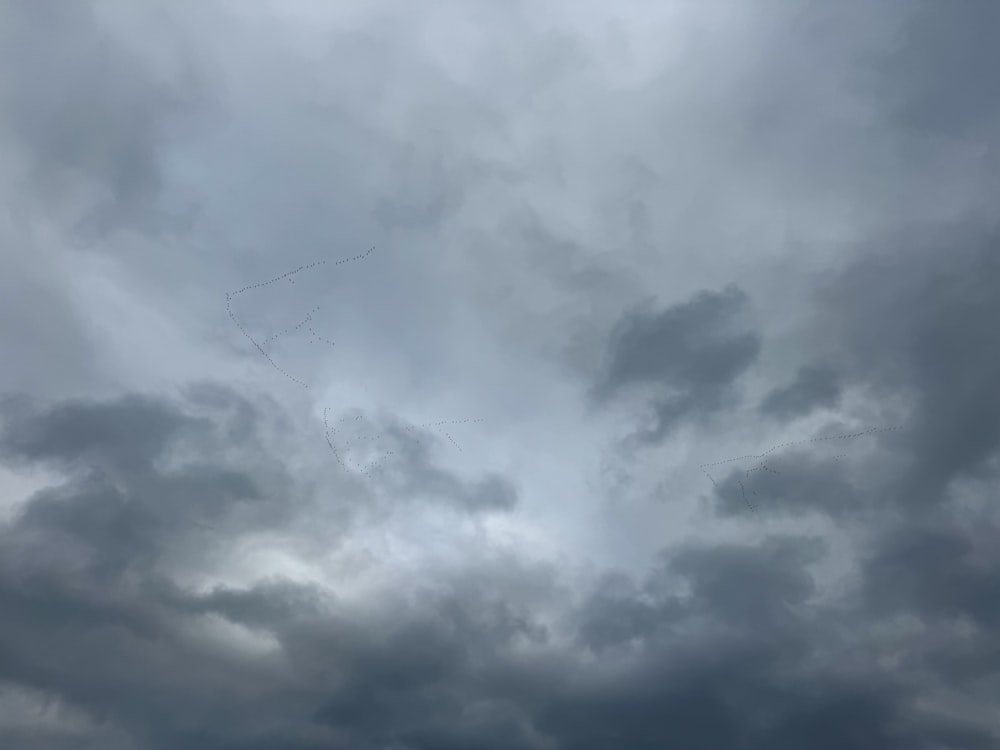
[225,245,483,482]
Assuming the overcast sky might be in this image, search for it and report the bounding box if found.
[2,1,1000,748]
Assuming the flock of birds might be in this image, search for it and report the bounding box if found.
[260,304,338,352]
[700,424,903,512]
[225,248,375,389]
[225,245,483,481]
[226,245,904,512]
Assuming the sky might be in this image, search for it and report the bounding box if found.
[1,1,999,747]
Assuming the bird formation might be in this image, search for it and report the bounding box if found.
[224,247,375,388]
[323,408,396,479]
[700,424,902,473]
[700,424,901,474]
[400,418,484,454]
[227,248,374,298]
[226,291,310,388]
[420,418,486,428]
[745,463,780,479]
[261,304,322,350]
[399,418,485,458]
[322,406,347,471]
[700,424,903,511]
[225,245,487,477]
[737,478,754,513]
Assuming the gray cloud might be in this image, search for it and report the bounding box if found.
[759,364,842,420]
[347,416,520,514]
[0,391,283,581]
[0,254,101,398]
[707,443,879,522]
[594,285,760,441]
[0,386,533,745]
[2,0,1000,747]
[813,224,1000,507]
[0,0,208,236]
[5,409,995,750]
[0,393,203,470]
[687,217,1000,746]
[701,224,1000,521]
[549,536,993,750]
[877,1,1000,139]
[863,520,1000,629]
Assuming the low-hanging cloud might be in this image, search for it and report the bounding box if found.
[759,364,842,421]
[2,0,1000,747]
[593,285,760,442]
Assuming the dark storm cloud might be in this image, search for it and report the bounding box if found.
[679,218,1000,747]
[815,224,1000,507]
[706,223,1000,523]
[878,1,1000,138]
[575,570,679,654]
[695,220,1000,739]
[577,537,822,652]
[0,435,548,748]
[709,450,870,521]
[0,0,207,235]
[593,285,760,441]
[0,391,280,582]
[759,364,842,420]
[595,286,758,398]
[0,389,518,578]
[863,519,1000,629]
[2,0,1000,747]
[552,536,996,750]
[667,537,825,626]
[0,393,203,471]
[0,386,532,747]
[6,420,995,750]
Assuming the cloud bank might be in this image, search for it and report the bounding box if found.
[1,1,998,747]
